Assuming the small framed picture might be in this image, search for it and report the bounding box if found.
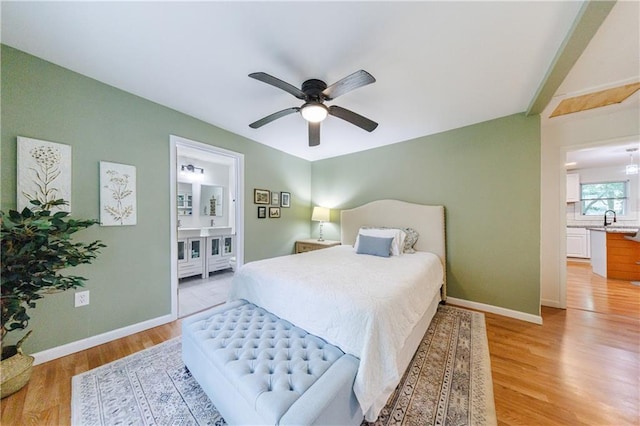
[269,207,281,218]
[254,188,270,204]
[271,191,279,205]
[280,192,290,208]
[257,206,266,219]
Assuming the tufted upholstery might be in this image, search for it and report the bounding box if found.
[183,301,348,424]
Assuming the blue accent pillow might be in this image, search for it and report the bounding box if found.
[356,235,394,257]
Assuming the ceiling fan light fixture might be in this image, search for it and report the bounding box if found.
[300,102,328,123]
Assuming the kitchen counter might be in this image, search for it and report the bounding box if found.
[587,227,638,234]
[589,228,640,280]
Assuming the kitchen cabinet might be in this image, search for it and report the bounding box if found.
[206,235,234,275]
[590,229,640,279]
[178,237,204,278]
[566,173,580,203]
[567,227,590,258]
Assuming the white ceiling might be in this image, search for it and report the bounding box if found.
[565,141,640,170]
[1,1,637,163]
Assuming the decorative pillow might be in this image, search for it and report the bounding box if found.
[402,227,420,253]
[355,227,406,256]
[356,235,394,257]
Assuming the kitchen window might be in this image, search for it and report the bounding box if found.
[581,181,627,216]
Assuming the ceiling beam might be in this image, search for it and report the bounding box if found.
[526,0,616,116]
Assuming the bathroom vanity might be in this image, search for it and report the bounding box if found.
[177,181,234,279]
[178,228,234,279]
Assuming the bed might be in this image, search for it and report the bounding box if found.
[228,199,446,422]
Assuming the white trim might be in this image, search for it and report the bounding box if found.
[541,298,563,308]
[447,297,543,325]
[169,139,179,319]
[31,314,174,365]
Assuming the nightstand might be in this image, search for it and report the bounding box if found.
[295,239,341,254]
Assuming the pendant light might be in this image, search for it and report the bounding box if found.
[626,148,638,175]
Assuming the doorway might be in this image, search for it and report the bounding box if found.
[169,135,244,319]
[563,140,640,315]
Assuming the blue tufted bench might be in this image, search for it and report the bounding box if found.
[182,300,363,425]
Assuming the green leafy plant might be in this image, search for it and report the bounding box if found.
[1,199,105,355]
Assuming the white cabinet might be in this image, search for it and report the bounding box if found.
[206,235,234,275]
[177,192,193,216]
[178,237,205,278]
[566,173,580,203]
[566,227,590,258]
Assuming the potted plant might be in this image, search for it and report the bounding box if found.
[0,199,105,398]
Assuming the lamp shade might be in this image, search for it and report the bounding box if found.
[311,206,330,222]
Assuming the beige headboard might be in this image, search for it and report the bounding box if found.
[340,199,447,298]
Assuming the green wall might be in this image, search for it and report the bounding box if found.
[1,44,542,355]
[1,45,311,353]
[311,113,541,315]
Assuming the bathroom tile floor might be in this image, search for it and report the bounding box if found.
[178,270,234,318]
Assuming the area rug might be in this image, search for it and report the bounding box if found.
[72,305,495,425]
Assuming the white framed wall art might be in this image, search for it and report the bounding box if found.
[100,161,137,226]
[17,136,72,212]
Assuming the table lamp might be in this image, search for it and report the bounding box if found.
[311,206,330,241]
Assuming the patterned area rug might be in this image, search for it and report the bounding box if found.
[366,305,496,426]
[72,305,495,425]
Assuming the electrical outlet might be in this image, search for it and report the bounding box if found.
[75,290,90,307]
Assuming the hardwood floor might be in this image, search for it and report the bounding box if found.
[1,262,638,425]
[566,259,640,318]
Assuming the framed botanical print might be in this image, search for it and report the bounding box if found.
[271,191,279,205]
[17,136,72,212]
[100,161,137,226]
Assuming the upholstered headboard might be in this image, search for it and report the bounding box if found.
[340,199,447,298]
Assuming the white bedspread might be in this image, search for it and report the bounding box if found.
[228,245,444,421]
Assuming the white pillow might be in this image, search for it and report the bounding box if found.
[354,227,406,256]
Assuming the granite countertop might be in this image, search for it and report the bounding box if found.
[586,227,639,234]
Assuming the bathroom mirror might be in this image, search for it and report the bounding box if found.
[200,185,224,217]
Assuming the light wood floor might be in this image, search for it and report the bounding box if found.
[1,262,638,425]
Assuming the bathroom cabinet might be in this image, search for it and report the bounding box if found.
[206,235,234,274]
[178,237,205,278]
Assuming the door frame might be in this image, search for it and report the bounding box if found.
[169,135,245,319]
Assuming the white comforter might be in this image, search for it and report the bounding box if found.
[228,245,444,421]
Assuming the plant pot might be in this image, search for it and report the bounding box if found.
[1,331,34,399]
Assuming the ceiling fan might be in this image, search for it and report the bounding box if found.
[248,70,378,147]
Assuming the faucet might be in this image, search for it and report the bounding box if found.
[603,210,617,227]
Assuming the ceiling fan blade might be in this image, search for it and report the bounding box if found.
[249,107,299,129]
[322,70,376,100]
[308,122,320,147]
[328,105,378,132]
[249,72,306,100]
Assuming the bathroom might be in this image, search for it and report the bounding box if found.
[176,148,237,317]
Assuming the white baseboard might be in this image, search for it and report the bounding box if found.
[32,313,176,365]
[447,297,543,325]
